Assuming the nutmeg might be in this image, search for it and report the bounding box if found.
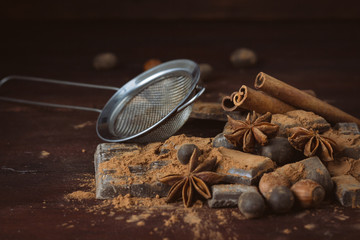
[238,191,265,219]
[259,172,291,199]
[267,186,294,213]
[177,144,200,165]
[290,179,325,208]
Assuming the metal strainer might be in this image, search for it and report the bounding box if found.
[0,59,204,143]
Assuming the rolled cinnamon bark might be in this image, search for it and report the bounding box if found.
[255,72,360,126]
[221,91,240,112]
[232,85,295,114]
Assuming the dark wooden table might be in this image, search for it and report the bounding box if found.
[1,20,360,239]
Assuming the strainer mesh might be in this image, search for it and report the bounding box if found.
[113,72,193,139]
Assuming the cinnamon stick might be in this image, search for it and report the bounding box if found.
[221,91,240,112]
[232,85,295,114]
[254,72,360,126]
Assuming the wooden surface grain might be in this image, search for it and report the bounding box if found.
[1,20,360,239]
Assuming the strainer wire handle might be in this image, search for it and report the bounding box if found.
[176,85,205,112]
[0,75,120,113]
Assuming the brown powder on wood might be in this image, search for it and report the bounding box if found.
[111,194,168,210]
[65,191,95,201]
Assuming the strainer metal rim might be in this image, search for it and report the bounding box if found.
[96,59,201,142]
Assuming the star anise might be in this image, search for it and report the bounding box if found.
[288,127,336,162]
[224,111,279,152]
[159,149,224,207]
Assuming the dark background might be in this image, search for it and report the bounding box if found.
[1,1,360,240]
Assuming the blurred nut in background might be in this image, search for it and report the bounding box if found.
[93,52,118,70]
[230,48,257,67]
[199,63,213,80]
[144,59,161,71]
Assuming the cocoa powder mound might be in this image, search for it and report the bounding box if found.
[326,157,353,177]
[322,128,360,152]
[275,162,305,184]
[98,134,225,185]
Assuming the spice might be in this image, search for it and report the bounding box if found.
[177,144,200,165]
[288,127,336,162]
[238,191,265,219]
[267,186,294,213]
[224,111,279,153]
[159,149,224,207]
[231,85,295,114]
[254,72,360,126]
[221,91,239,112]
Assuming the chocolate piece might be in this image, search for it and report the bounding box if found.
[207,184,258,208]
[332,175,360,208]
[271,110,330,137]
[94,143,171,199]
[238,191,265,219]
[217,148,275,185]
[259,137,303,166]
[177,144,200,165]
[339,147,360,160]
[267,186,294,213]
[190,102,227,121]
[275,156,333,194]
[334,122,360,135]
[212,133,237,150]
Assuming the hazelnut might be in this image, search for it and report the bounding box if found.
[238,191,265,219]
[290,179,325,208]
[177,144,200,165]
[93,52,117,70]
[267,186,294,213]
[230,48,257,68]
[144,59,161,71]
[259,172,291,199]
